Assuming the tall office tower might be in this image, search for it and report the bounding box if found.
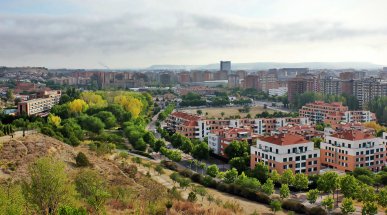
[220,61,231,73]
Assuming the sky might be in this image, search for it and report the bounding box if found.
[0,0,387,69]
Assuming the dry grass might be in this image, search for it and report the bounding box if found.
[180,106,274,119]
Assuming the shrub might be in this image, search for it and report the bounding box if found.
[180,169,194,178]
[75,152,90,167]
[202,176,217,188]
[191,173,204,183]
[281,200,307,214]
[161,160,178,171]
[216,182,230,193]
[253,192,271,205]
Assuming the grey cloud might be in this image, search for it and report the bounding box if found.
[0,11,386,59]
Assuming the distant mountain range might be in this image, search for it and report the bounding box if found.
[147,62,384,70]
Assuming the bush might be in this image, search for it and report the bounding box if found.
[216,182,230,193]
[306,207,327,215]
[180,169,194,178]
[282,200,307,214]
[253,192,271,205]
[191,173,204,183]
[75,152,90,167]
[202,176,217,188]
[161,160,178,171]
[187,192,197,202]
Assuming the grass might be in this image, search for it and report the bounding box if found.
[180,106,275,119]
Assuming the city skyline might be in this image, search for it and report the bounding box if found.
[1,0,387,68]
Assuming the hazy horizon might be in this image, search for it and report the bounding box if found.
[1,0,387,69]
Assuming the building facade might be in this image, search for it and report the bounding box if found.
[17,90,61,116]
[250,133,320,175]
[320,129,386,172]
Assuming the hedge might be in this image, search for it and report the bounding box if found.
[281,199,308,214]
[161,160,325,214]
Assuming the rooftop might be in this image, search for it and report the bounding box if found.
[259,133,309,146]
[331,129,375,141]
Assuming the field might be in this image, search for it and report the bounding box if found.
[180,105,275,119]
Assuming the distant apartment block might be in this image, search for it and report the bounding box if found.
[220,61,231,73]
[321,129,386,172]
[250,133,320,175]
[299,101,376,124]
[17,90,61,116]
[208,127,256,157]
[352,77,387,108]
[268,87,288,97]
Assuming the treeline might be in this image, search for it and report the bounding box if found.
[163,158,387,215]
[368,96,387,124]
[39,90,153,150]
[158,129,210,161]
[157,103,175,121]
[291,92,359,110]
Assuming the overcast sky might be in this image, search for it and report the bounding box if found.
[0,0,386,69]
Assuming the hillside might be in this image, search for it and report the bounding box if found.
[0,134,239,214]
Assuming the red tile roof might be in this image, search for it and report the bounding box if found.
[259,133,309,145]
[171,111,201,121]
[331,129,375,141]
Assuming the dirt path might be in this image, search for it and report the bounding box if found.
[132,157,286,215]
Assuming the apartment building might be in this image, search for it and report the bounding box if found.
[353,77,387,108]
[299,101,376,124]
[208,127,256,157]
[17,90,61,116]
[250,133,320,175]
[167,112,310,139]
[320,129,386,172]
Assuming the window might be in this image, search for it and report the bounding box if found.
[283,158,287,162]
[296,156,300,161]
[276,149,279,154]
[314,160,318,164]
[289,157,293,162]
[302,162,306,167]
[314,154,318,158]
[296,163,300,168]
[308,154,312,158]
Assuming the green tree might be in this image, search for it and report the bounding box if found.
[22,157,76,214]
[340,175,359,199]
[281,169,295,185]
[192,142,209,160]
[279,184,290,200]
[223,168,238,184]
[357,185,377,202]
[181,140,194,154]
[262,179,275,195]
[75,169,110,214]
[75,152,91,167]
[306,189,319,204]
[378,187,387,207]
[206,164,219,177]
[196,109,203,115]
[322,196,334,213]
[78,115,105,134]
[294,173,309,191]
[341,198,355,215]
[270,200,282,215]
[94,111,116,129]
[229,156,249,173]
[318,171,339,195]
[0,183,26,215]
[361,201,378,215]
[270,170,281,183]
[224,140,249,159]
[252,162,270,183]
